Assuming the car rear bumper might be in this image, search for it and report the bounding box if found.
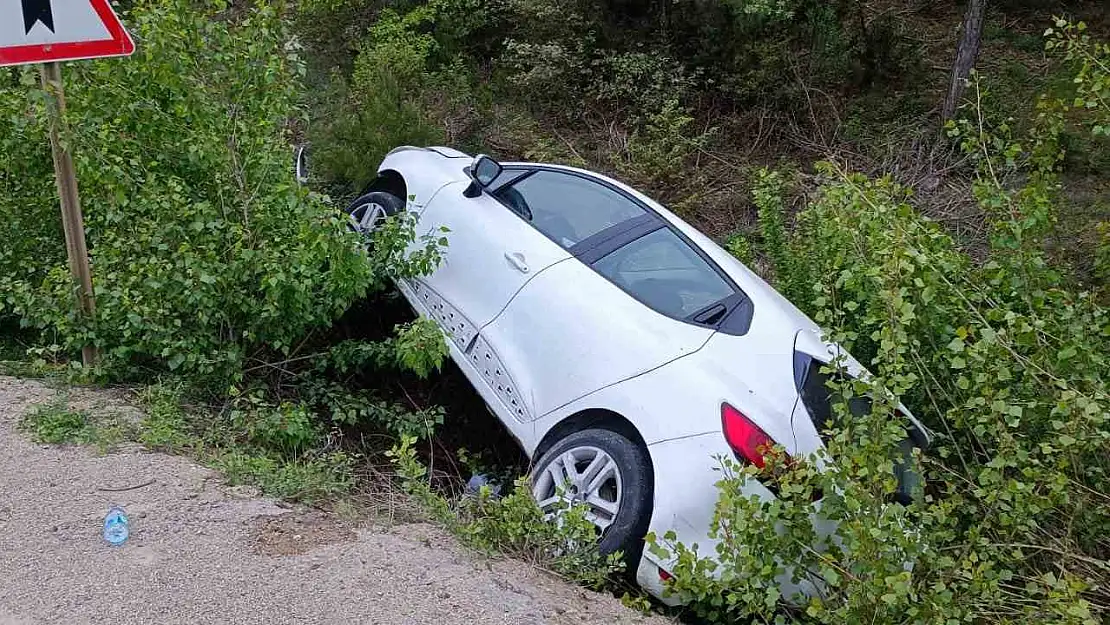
[636,431,827,604]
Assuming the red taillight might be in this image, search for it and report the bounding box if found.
[721,403,783,468]
[658,567,674,582]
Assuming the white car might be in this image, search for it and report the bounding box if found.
[347,147,928,601]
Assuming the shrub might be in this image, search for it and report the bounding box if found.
[137,382,197,452]
[0,0,379,382]
[655,160,1109,623]
[752,168,800,297]
[214,448,356,504]
[656,127,1109,624]
[651,37,1110,618]
[230,397,322,454]
[591,51,699,116]
[613,100,716,193]
[19,400,95,445]
[133,381,360,504]
[1096,221,1110,288]
[19,396,134,451]
[497,0,597,103]
[304,1,499,192]
[1046,19,1110,140]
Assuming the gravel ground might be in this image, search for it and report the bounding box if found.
[0,376,674,625]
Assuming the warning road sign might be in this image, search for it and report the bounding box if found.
[0,0,134,66]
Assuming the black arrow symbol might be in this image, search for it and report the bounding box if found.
[21,0,55,35]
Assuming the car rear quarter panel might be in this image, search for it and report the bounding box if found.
[486,257,716,430]
[526,355,718,455]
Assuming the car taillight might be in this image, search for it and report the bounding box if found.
[721,403,785,468]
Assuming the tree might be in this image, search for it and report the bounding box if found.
[942,0,987,121]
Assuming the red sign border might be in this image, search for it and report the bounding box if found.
[0,0,135,66]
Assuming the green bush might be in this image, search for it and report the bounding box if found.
[304,2,498,191]
[0,0,378,382]
[388,435,624,587]
[612,100,716,193]
[1046,19,1110,140]
[652,36,1110,619]
[591,51,698,115]
[752,168,800,297]
[132,381,360,504]
[230,397,321,454]
[137,382,197,452]
[19,396,134,451]
[655,113,1109,622]
[655,163,1108,623]
[1096,221,1110,288]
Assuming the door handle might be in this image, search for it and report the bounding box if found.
[504,252,529,273]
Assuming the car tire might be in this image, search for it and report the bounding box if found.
[345,190,405,242]
[531,428,653,566]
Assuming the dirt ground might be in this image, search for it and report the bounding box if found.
[0,376,674,625]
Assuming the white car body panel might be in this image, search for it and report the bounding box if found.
[483,256,715,425]
[377,147,471,212]
[365,147,922,603]
[398,276,538,446]
[417,180,571,330]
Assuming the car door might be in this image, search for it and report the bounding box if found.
[479,169,750,420]
[409,177,571,353]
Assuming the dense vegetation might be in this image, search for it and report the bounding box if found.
[1,0,1108,623]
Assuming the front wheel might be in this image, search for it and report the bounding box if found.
[345,190,405,243]
[531,428,653,564]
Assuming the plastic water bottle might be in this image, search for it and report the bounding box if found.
[103,506,129,546]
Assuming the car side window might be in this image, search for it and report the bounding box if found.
[494,170,646,249]
[593,228,735,320]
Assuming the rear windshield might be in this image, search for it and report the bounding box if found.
[794,352,927,505]
[796,354,872,436]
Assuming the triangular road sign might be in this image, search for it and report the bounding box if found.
[0,0,134,66]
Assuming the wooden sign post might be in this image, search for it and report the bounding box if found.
[40,61,98,365]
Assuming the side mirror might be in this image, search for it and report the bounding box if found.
[294,144,310,185]
[464,154,502,197]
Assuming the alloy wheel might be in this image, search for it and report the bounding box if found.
[348,201,388,238]
[532,445,623,533]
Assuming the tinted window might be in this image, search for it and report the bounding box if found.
[495,171,646,248]
[593,228,734,319]
[796,357,874,435]
[486,168,529,192]
[794,355,927,505]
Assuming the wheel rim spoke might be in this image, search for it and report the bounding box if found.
[559,451,580,485]
[546,461,568,493]
[579,453,607,487]
[349,202,386,237]
[363,204,384,229]
[584,457,617,495]
[536,495,562,511]
[586,493,619,517]
[584,509,609,530]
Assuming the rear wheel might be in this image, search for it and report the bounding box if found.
[345,191,405,243]
[531,428,653,564]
